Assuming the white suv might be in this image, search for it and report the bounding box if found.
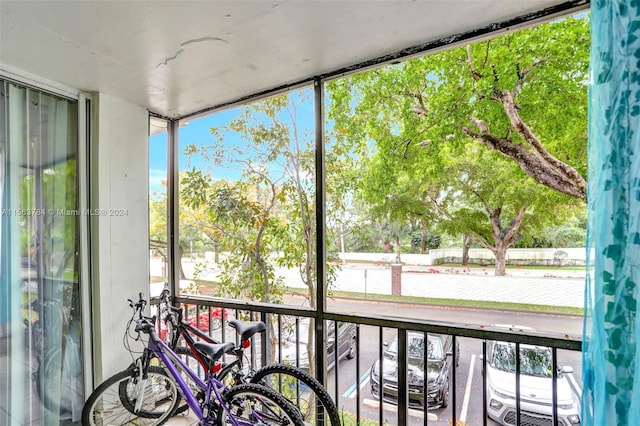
[485,327,581,426]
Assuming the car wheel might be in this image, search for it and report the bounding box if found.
[346,337,356,359]
[440,385,449,408]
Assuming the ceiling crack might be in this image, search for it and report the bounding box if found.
[157,36,228,67]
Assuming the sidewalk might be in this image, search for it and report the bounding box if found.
[282,264,587,308]
[179,261,587,309]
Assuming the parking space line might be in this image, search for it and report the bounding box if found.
[459,353,476,423]
[362,398,438,421]
[344,368,371,398]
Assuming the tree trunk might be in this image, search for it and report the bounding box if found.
[483,206,528,276]
[494,246,507,276]
[462,233,473,266]
[421,221,429,254]
[177,244,186,279]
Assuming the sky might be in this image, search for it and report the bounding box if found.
[149,88,318,197]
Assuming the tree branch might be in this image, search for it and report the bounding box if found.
[513,55,550,97]
[502,207,528,244]
[466,45,484,81]
[462,125,587,200]
[497,90,587,198]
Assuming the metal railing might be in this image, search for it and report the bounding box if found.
[153,294,582,426]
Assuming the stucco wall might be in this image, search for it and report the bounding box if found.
[92,93,150,379]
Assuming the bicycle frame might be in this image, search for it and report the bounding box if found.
[163,305,246,383]
[148,337,211,420]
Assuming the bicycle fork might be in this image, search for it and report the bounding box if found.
[132,357,149,413]
[131,349,156,414]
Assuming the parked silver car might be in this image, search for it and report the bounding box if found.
[485,326,581,426]
[279,318,356,371]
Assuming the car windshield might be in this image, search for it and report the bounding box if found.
[385,334,444,360]
[491,343,552,377]
[284,320,336,345]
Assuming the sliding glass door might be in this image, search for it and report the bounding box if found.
[0,79,83,425]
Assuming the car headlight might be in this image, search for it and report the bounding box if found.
[489,384,514,400]
[567,414,581,424]
[426,372,438,385]
[489,399,503,410]
[559,401,577,409]
[371,362,379,379]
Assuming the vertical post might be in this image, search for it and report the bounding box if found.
[314,78,328,404]
[167,119,180,301]
[397,330,408,425]
[391,263,402,296]
[78,94,94,392]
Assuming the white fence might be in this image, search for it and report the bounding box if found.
[151,247,589,279]
[338,248,588,267]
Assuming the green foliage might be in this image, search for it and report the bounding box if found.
[326,16,589,272]
[180,168,282,302]
[180,90,351,306]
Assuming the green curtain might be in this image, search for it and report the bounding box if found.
[583,1,640,425]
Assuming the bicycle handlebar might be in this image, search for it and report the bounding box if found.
[157,283,180,328]
[128,292,147,315]
[127,293,156,335]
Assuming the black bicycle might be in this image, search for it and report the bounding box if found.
[156,284,341,426]
[82,293,304,426]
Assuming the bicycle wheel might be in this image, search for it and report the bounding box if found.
[218,382,305,426]
[36,345,83,416]
[250,363,340,426]
[82,366,180,425]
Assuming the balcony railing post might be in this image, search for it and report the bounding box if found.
[398,329,408,425]
[515,342,521,426]
[260,311,269,367]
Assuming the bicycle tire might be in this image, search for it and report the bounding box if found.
[250,363,340,426]
[82,366,180,425]
[35,339,83,416]
[218,382,305,426]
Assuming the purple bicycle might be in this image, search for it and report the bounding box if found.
[81,293,304,426]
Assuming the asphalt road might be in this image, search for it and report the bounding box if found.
[286,294,584,336]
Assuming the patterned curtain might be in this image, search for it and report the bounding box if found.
[583,1,640,425]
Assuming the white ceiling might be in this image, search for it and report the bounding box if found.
[0,1,588,119]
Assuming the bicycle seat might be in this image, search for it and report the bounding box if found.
[228,320,266,341]
[193,341,235,365]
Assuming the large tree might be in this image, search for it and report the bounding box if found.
[327,15,588,274]
[459,17,589,200]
